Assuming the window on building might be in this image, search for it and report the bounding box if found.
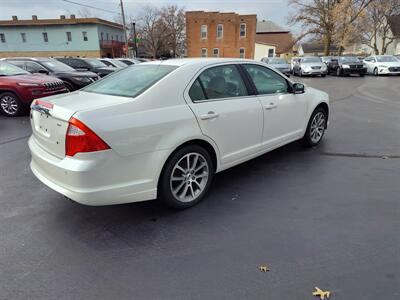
[42,32,48,42]
[239,23,246,38]
[201,48,208,57]
[101,32,104,40]
[66,32,72,42]
[268,49,274,57]
[0,33,6,43]
[107,33,109,40]
[201,25,207,39]
[213,48,219,57]
[20,33,27,43]
[82,31,88,41]
[239,47,245,58]
[217,24,223,39]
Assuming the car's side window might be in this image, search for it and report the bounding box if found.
[10,61,25,70]
[25,62,47,73]
[190,65,248,101]
[189,79,207,101]
[243,64,289,95]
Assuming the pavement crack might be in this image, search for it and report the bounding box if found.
[0,135,30,146]
[321,152,400,159]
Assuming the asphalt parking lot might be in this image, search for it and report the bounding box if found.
[0,75,399,299]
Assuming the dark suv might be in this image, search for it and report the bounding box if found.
[5,58,99,91]
[55,58,116,77]
[328,56,367,77]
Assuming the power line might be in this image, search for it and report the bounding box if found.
[62,0,119,14]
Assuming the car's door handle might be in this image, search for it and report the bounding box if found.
[200,111,219,120]
[265,103,278,110]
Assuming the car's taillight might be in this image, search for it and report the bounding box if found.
[66,117,110,156]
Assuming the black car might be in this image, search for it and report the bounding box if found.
[328,56,367,77]
[5,58,99,91]
[55,58,116,78]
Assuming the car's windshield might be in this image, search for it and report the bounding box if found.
[120,59,134,65]
[339,57,360,63]
[110,60,128,68]
[85,59,108,68]
[0,62,29,76]
[40,60,76,72]
[268,58,286,64]
[83,64,177,97]
[376,56,398,62]
[302,57,322,63]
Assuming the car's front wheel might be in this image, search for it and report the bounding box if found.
[373,68,379,76]
[158,145,214,209]
[0,92,24,117]
[301,107,327,147]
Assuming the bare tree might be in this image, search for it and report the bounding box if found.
[136,6,170,58]
[289,0,375,55]
[361,0,400,54]
[160,5,186,57]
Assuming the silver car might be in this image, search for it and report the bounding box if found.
[261,57,291,76]
[293,57,328,77]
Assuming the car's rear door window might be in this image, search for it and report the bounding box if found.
[190,65,248,101]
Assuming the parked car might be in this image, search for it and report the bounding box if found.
[98,58,128,69]
[292,57,327,77]
[321,56,334,65]
[363,55,400,76]
[394,55,400,61]
[5,58,99,91]
[115,58,142,65]
[55,57,116,77]
[290,57,300,72]
[0,61,67,116]
[327,56,367,76]
[260,57,291,76]
[29,58,329,208]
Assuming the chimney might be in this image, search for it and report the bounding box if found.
[70,14,76,19]
[60,15,66,19]
[12,16,18,21]
[32,15,38,20]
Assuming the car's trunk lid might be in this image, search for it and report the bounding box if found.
[30,91,130,158]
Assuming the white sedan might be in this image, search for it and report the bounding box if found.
[29,58,329,209]
[363,55,400,75]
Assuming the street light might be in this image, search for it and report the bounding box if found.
[132,22,138,58]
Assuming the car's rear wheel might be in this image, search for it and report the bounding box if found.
[301,107,327,147]
[158,145,214,209]
[0,92,24,117]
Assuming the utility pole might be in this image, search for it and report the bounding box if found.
[132,22,138,58]
[120,0,129,58]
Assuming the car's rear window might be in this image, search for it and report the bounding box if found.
[83,64,177,98]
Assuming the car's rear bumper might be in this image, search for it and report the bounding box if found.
[29,136,166,206]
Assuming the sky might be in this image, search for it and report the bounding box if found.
[0,0,298,32]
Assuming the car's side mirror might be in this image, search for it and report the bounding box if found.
[293,83,305,94]
[37,69,49,74]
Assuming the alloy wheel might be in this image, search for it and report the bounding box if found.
[0,95,19,115]
[310,112,325,144]
[170,152,209,203]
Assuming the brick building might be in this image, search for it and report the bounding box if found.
[255,20,294,55]
[186,11,257,59]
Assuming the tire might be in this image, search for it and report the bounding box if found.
[360,73,365,77]
[373,68,379,76]
[336,68,342,77]
[301,107,327,148]
[0,92,25,117]
[158,145,214,209]
[321,74,326,78]
[299,69,303,77]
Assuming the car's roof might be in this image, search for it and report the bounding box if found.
[5,57,54,61]
[143,58,257,67]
